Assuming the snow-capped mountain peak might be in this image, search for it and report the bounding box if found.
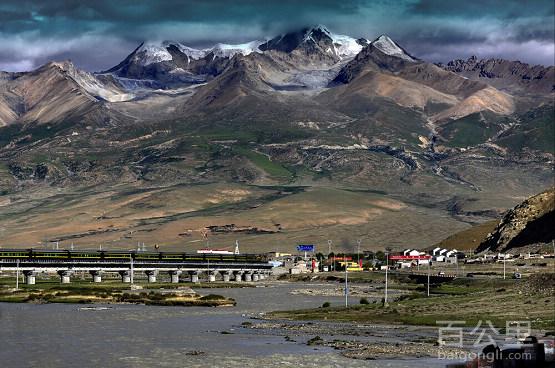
[303,24,332,41]
[210,41,263,58]
[129,25,369,68]
[371,35,416,62]
[134,42,174,65]
[302,25,367,59]
[132,40,265,65]
[330,33,367,59]
[167,42,207,61]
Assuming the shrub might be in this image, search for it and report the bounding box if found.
[322,302,330,308]
[199,294,226,301]
[359,297,369,305]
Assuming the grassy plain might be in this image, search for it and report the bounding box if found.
[271,273,555,330]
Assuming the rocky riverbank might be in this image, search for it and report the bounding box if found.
[243,320,468,361]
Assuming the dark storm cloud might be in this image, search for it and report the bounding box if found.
[409,0,555,18]
[0,0,553,71]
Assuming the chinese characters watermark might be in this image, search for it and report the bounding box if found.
[437,320,531,348]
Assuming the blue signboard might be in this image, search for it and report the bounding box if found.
[297,244,315,252]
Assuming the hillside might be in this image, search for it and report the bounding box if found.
[477,188,555,253]
[433,220,499,251]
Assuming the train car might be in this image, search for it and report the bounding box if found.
[184,253,207,262]
[102,251,133,260]
[68,251,102,260]
[0,248,269,265]
[133,252,162,261]
[160,252,184,261]
[0,249,32,258]
[30,249,71,259]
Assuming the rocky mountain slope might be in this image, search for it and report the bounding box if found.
[439,55,554,96]
[477,188,555,253]
[0,61,130,128]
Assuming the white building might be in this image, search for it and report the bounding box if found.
[445,250,458,258]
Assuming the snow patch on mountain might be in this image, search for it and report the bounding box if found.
[134,40,265,65]
[170,43,207,61]
[211,41,263,58]
[303,25,366,59]
[135,43,174,65]
[52,61,134,102]
[371,35,416,61]
[330,34,366,59]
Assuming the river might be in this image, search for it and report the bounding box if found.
[0,281,451,367]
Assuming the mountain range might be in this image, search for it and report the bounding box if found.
[0,25,553,251]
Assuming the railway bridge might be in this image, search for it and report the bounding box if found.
[0,249,273,284]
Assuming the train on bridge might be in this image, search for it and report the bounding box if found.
[0,249,273,284]
[0,249,267,264]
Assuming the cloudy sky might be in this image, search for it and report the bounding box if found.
[1,0,553,72]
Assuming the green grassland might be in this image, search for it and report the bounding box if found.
[440,112,501,148]
[233,146,293,179]
[497,105,555,154]
[270,274,555,329]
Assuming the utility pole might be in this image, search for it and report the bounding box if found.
[130,254,134,285]
[15,259,19,291]
[384,248,389,306]
[427,260,430,297]
[328,239,334,271]
[503,253,506,280]
[357,239,361,267]
[345,263,348,307]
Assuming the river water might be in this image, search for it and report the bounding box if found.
[0,282,450,368]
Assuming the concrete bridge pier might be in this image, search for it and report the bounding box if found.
[145,270,157,283]
[169,270,182,283]
[89,270,102,283]
[23,271,37,285]
[252,272,260,282]
[243,272,252,282]
[58,270,73,284]
[207,271,217,283]
[188,271,199,283]
[233,271,243,282]
[258,272,265,281]
[119,270,131,283]
[222,271,232,282]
